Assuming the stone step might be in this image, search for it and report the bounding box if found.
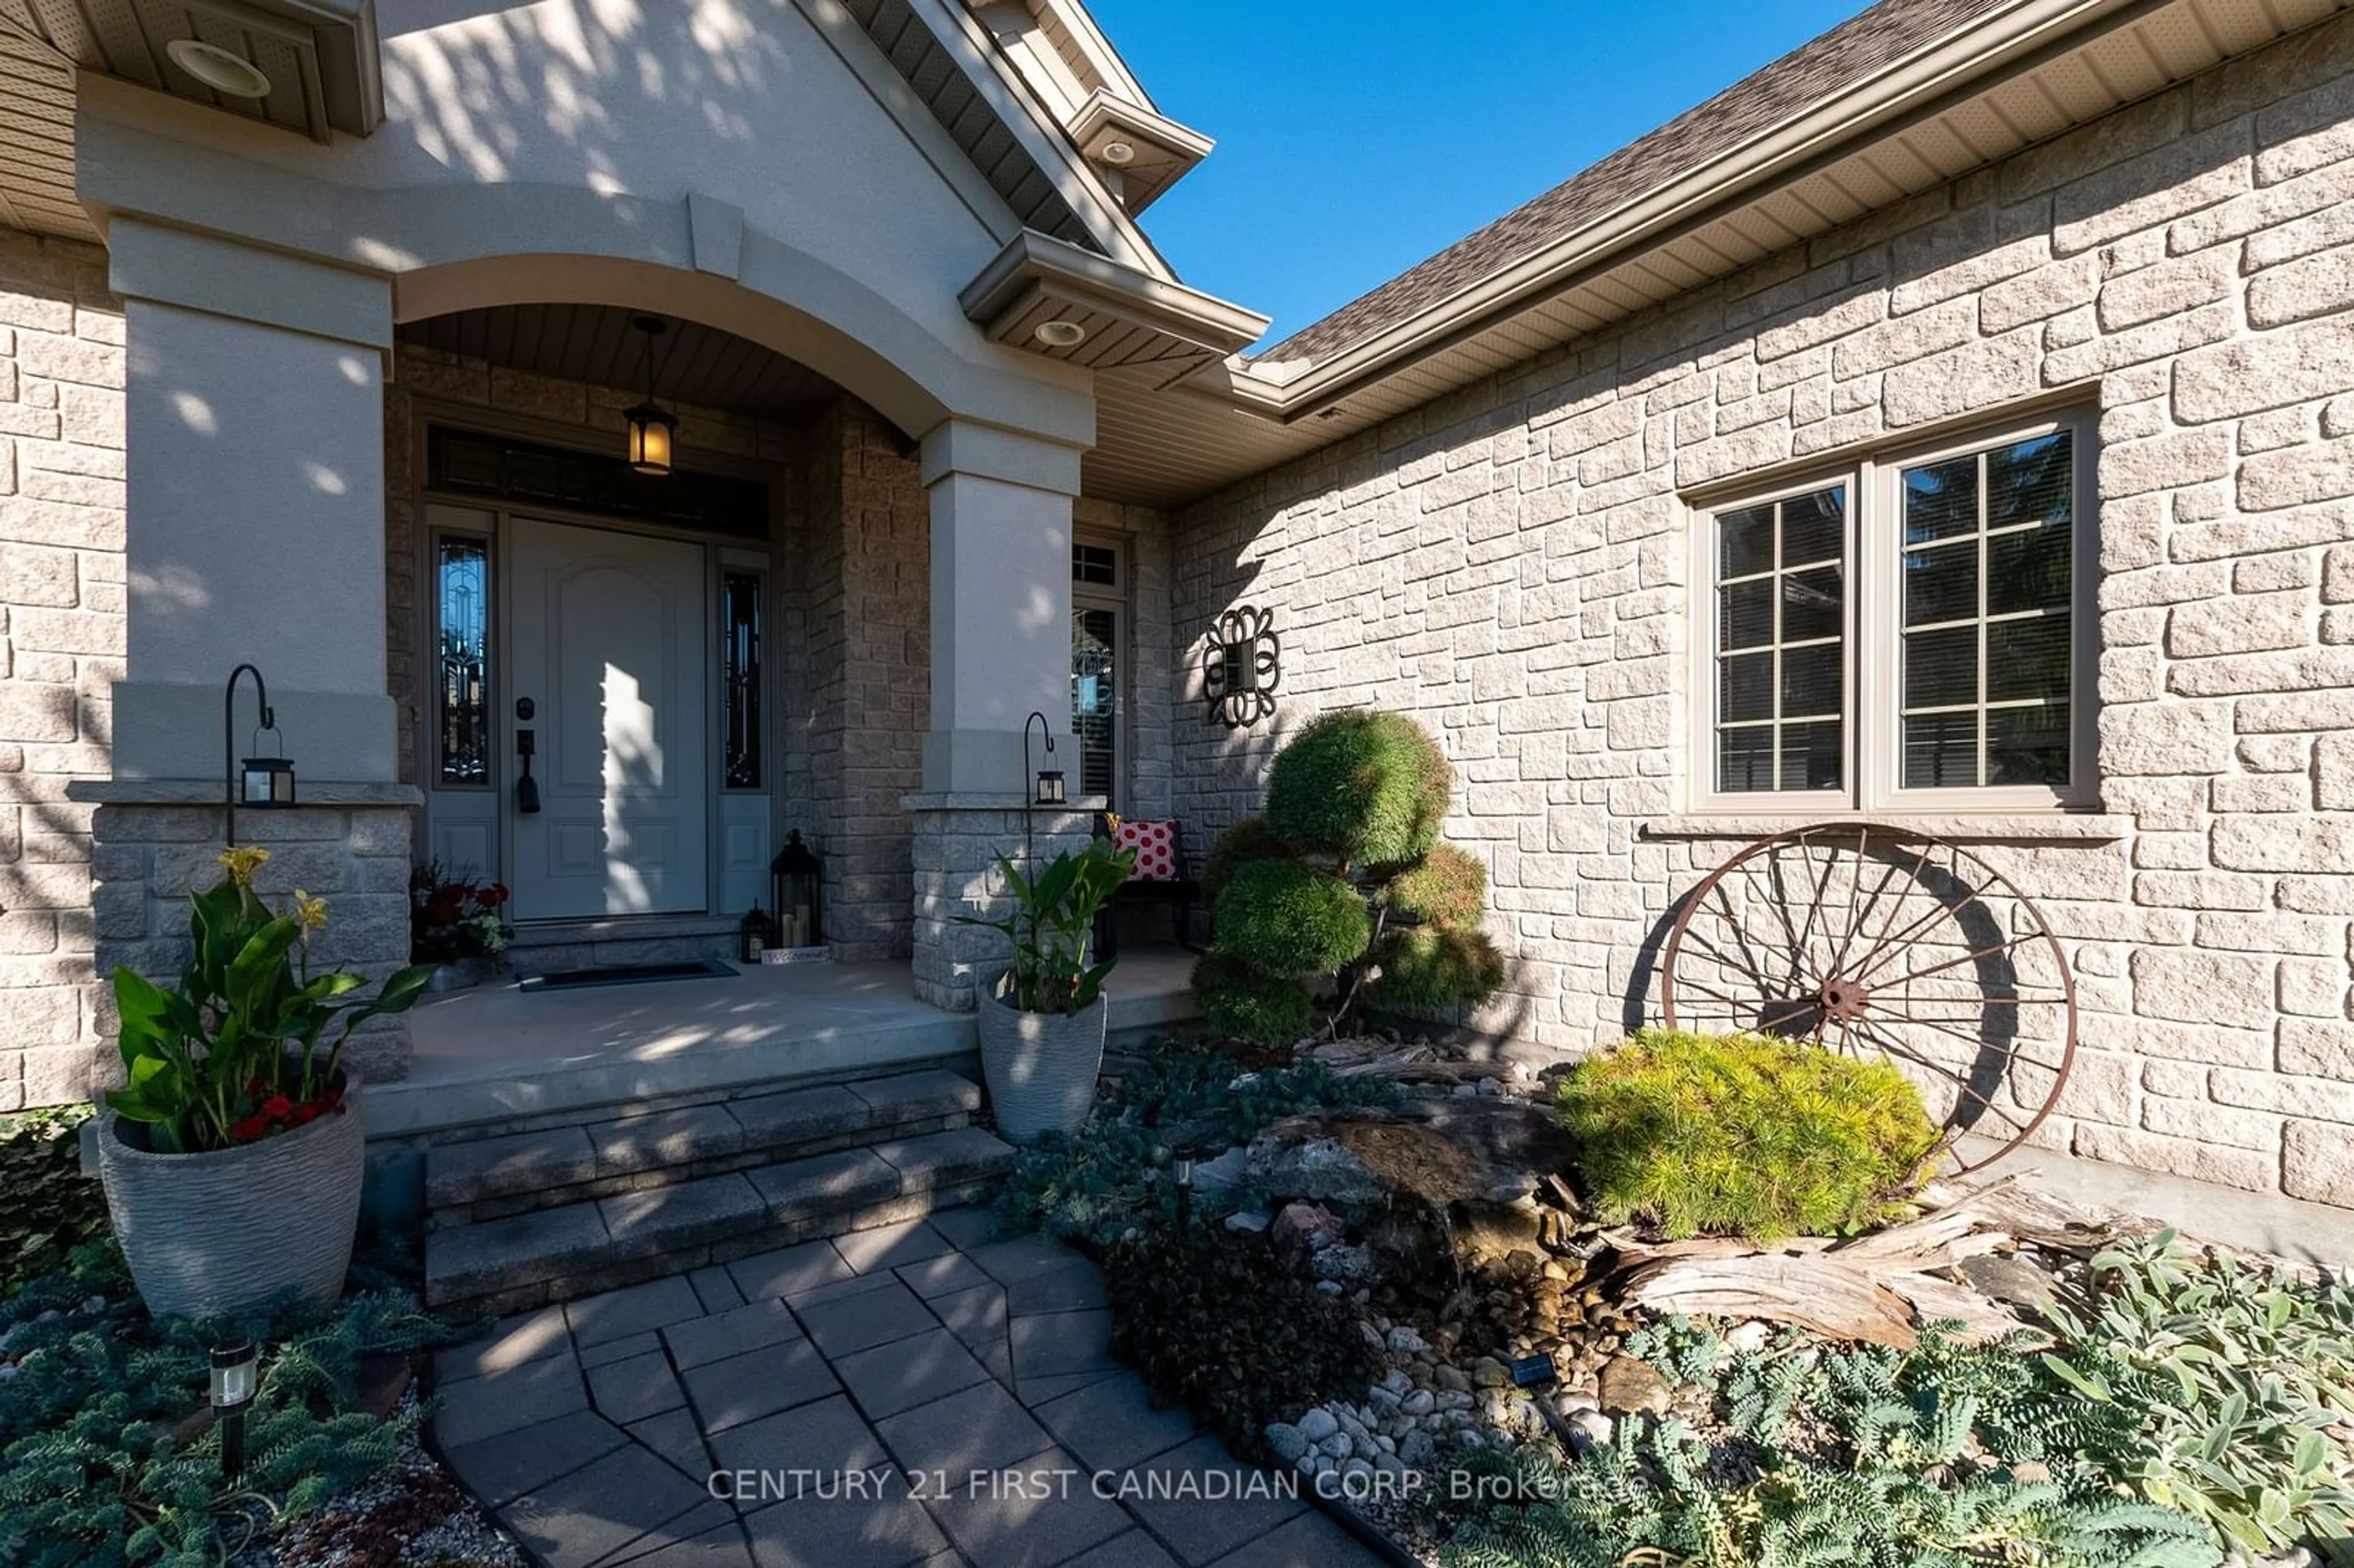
[423,1069,984,1220]
[424,1125,1018,1314]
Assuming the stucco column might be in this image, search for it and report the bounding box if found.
[109,220,398,782]
[74,222,419,1086]
[907,420,1097,1011]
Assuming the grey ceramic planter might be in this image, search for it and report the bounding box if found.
[977,971,1107,1144]
[96,1081,365,1320]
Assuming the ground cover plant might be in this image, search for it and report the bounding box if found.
[0,1104,106,1295]
[0,1241,462,1568]
[1193,710,1505,1044]
[994,1043,1403,1245]
[1433,1227,2354,1568]
[1104,1222,1382,1461]
[1556,1027,1942,1240]
[1437,1318,2223,1568]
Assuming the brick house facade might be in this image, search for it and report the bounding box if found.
[1,0,2350,1213]
[1167,12,2354,1206]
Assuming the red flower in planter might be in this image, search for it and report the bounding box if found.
[480,883,510,908]
[229,1115,269,1143]
[262,1094,294,1122]
[294,1103,321,1125]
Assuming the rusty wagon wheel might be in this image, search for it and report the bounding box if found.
[1660,823,2077,1174]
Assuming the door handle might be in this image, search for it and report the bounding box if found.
[516,726,542,814]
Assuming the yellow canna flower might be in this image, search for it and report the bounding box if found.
[217,846,272,886]
[291,890,329,932]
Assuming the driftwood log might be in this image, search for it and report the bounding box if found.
[1609,1176,2141,1349]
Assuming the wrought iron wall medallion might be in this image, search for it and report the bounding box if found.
[1203,606,1279,728]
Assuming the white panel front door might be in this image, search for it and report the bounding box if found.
[508,517,709,919]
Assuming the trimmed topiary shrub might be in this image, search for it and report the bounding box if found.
[1190,950,1315,1049]
[1194,710,1506,1046]
[1367,925,1506,1010]
[1557,1029,1941,1241]
[1385,842,1487,930]
[1202,815,1290,909]
[1263,709,1451,867]
[1212,860,1369,976]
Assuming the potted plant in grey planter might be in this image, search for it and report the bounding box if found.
[958,837,1135,1143]
[97,847,435,1320]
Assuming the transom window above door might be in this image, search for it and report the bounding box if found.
[1692,409,2097,813]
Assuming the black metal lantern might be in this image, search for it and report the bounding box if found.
[1203,605,1280,728]
[624,315,677,478]
[210,1341,257,1483]
[740,904,772,963]
[225,663,295,847]
[771,831,822,950]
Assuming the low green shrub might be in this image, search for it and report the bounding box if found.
[0,1106,106,1296]
[1202,816,1290,909]
[2038,1228,2354,1560]
[1385,843,1487,929]
[1368,924,1507,1010]
[1190,950,1314,1049]
[0,1249,463,1568]
[1211,859,1369,978]
[1556,1029,1940,1240]
[1438,1319,2221,1568]
[1263,708,1451,867]
[1104,1224,1381,1462]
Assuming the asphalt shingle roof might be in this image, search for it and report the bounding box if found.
[1259,0,2011,366]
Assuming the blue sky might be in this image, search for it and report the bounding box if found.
[1089,1,1869,348]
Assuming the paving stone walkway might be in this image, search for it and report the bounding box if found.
[432,1207,1393,1568]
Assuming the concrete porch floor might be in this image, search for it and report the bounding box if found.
[370,948,1198,1140]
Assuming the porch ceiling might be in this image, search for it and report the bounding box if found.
[397,305,846,427]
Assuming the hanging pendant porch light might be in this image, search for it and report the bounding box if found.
[624,314,678,478]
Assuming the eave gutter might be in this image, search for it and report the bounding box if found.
[962,229,1269,350]
[1232,0,2171,422]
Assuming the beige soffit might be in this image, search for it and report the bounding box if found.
[967,1,1214,213]
[0,0,379,142]
[1076,0,2344,504]
[1230,0,2334,422]
[1067,88,1213,214]
[962,227,1268,380]
[0,22,90,241]
[842,0,1173,277]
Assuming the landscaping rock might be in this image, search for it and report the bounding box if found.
[1598,1355,1671,1417]
[1265,1423,1309,1464]
[1271,1201,1347,1254]
[1957,1252,2062,1313]
[1312,1244,1376,1282]
[1222,1209,1271,1234]
[1298,1407,1339,1443]
[1724,1320,1773,1355]
[1244,1097,1578,1208]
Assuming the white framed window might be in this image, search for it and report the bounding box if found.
[1688,408,2097,814]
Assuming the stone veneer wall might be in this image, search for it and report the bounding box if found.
[1170,13,2354,1206]
[807,400,929,962]
[0,230,123,1111]
[90,799,416,1086]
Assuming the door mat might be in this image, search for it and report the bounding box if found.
[517,960,736,992]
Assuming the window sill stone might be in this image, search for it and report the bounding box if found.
[1640,812,2130,843]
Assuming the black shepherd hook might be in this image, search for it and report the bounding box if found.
[1023,710,1054,869]
[224,663,274,849]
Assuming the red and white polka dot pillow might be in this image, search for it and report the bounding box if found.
[1113,820,1179,881]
